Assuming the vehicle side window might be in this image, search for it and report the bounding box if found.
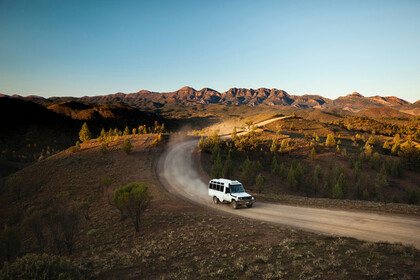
[217,184,221,191]
[225,187,230,193]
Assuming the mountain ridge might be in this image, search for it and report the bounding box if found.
[4,86,414,113]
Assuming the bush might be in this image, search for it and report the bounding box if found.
[0,253,81,280]
[113,182,152,232]
[122,138,132,155]
[211,152,223,179]
[325,134,336,146]
[222,152,234,179]
[87,229,99,238]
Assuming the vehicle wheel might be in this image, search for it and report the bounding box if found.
[213,196,220,204]
[246,203,253,208]
[231,200,238,209]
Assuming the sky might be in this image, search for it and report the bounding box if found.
[0,0,419,102]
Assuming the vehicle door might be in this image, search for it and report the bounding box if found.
[223,184,232,202]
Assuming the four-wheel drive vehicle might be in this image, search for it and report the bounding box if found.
[208,178,255,209]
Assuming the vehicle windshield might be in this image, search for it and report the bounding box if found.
[230,184,245,193]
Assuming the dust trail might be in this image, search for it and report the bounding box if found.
[160,136,209,203]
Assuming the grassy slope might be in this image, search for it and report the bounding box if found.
[1,134,419,279]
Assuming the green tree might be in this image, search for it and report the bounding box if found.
[255,174,266,193]
[366,135,376,146]
[241,157,255,185]
[287,166,298,190]
[79,122,92,143]
[0,226,20,263]
[222,152,234,178]
[122,138,132,155]
[270,139,277,153]
[309,147,316,160]
[271,156,279,175]
[278,163,286,179]
[325,134,336,146]
[332,182,343,199]
[72,141,81,153]
[211,152,223,179]
[123,126,130,136]
[113,182,152,232]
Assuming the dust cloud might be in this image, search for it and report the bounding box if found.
[160,134,210,203]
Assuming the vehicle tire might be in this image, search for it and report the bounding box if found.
[213,196,220,204]
[231,200,238,209]
[246,203,253,208]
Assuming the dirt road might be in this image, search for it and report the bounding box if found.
[157,139,420,249]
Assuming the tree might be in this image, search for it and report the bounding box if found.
[255,174,266,193]
[333,173,347,198]
[241,157,255,185]
[222,152,234,178]
[23,208,47,253]
[325,134,335,146]
[72,141,81,153]
[99,128,106,141]
[113,182,152,232]
[79,122,92,143]
[44,208,64,255]
[231,127,238,142]
[122,138,132,154]
[332,182,343,199]
[270,139,277,154]
[6,175,23,200]
[211,152,223,179]
[198,136,205,150]
[291,112,297,118]
[366,135,376,146]
[287,166,298,190]
[80,201,90,220]
[309,147,316,160]
[278,163,286,179]
[383,140,391,150]
[271,156,279,175]
[123,126,130,136]
[101,177,115,205]
[55,192,80,255]
[0,226,20,263]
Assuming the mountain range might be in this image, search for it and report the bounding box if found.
[1,86,419,114]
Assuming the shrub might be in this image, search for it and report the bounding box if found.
[241,157,255,185]
[278,163,287,179]
[0,253,81,280]
[122,138,132,154]
[71,141,81,153]
[87,229,99,238]
[309,147,316,160]
[99,143,108,154]
[22,208,47,253]
[113,182,152,232]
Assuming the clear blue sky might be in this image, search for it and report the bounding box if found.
[1,0,419,102]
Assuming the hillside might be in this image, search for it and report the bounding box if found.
[357,107,413,119]
[1,135,418,279]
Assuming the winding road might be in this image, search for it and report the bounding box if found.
[157,139,420,249]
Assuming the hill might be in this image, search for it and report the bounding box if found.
[357,107,413,119]
[0,97,167,177]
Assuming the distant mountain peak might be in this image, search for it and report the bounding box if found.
[348,92,364,97]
